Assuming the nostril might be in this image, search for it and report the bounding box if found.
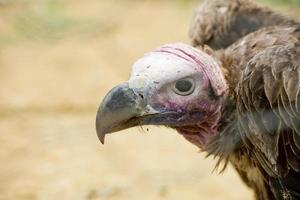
[139,94,144,99]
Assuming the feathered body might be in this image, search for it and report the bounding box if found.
[189,2,300,198]
[206,26,300,200]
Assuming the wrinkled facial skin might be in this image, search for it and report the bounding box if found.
[129,52,211,124]
[96,43,227,147]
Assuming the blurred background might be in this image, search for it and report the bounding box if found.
[0,0,299,199]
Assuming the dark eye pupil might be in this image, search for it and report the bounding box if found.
[175,79,193,92]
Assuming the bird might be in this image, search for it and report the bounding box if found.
[95,1,300,200]
[96,25,300,199]
[189,0,297,49]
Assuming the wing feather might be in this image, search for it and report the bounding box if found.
[237,44,300,176]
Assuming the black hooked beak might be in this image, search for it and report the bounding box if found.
[96,83,151,144]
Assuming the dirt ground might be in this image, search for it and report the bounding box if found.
[0,0,299,200]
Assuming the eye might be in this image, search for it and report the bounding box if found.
[173,78,195,96]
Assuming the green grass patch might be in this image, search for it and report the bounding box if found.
[15,0,78,40]
[259,0,300,5]
[14,0,118,41]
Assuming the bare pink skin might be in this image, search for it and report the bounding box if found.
[129,43,227,148]
[152,44,227,96]
[177,105,222,148]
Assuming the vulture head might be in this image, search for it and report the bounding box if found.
[96,43,228,148]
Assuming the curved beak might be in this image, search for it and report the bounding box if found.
[96,83,153,144]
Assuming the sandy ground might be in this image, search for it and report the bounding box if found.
[1,0,299,199]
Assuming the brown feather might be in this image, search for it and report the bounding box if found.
[204,25,300,199]
[189,0,298,49]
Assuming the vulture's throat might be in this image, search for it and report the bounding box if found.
[176,106,222,148]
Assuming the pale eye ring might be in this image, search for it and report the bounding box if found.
[173,78,195,96]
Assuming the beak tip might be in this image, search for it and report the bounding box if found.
[96,116,106,145]
[99,134,105,144]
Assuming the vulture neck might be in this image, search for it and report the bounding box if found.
[201,50,243,166]
[176,104,224,149]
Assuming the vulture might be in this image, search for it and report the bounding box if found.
[96,1,300,200]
